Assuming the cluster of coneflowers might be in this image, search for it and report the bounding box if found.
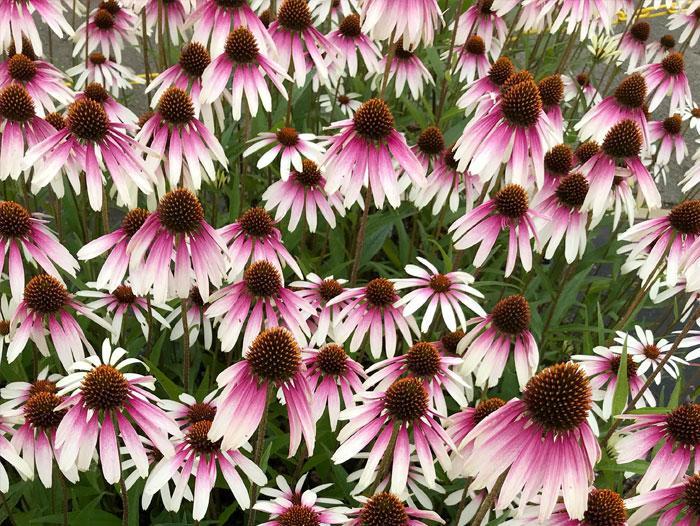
[3,0,700,524]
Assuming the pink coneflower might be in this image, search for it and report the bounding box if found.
[365,341,469,416]
[243,127,323,181]
[449,184,541,277]
[262,159,344,232]
[143,406,266,521]
[54,340,181,483]
[333,377,453,494]
[649,114,687,165]
[128,189,228,304]
[326,14,381,76]
[361,0,441,49]
[503,489,628,525]
[66,51,143,96]
[580,119,661,219]
[538,74,564,137]
[639,52,692,114]
[346,492,444,525]
[563,72,601,106]
[269,0,338,87]
[535,172,590,263]
[23,97,153,211]
[618,200,700,287]
[77,208,149,291]
[73,4,138,63]
[289,274,349,346]
[457,294,538,389]
[377,40,433,101]
[0,408,33,491]
[616,404,700,494]
[460,363,600,520]
[619,21,650,72]
[0,200,78,298]
[0,0,73,56]
[7,275,112,369]
[78,82,137,125]
[394,257,485,333]
[453,78,558,187]
[322,98,426,209]
[253,474,350,525]
[309,0,355,23]
[218,206,303,277]
[612,327,684,384]
[304,343,365,430]
[402,126,445,190]
[157,391,218,432]
[0,295,15,361]
[188,0,273,56]
[414,150,479,214]
[573,346,654,419]
[200,28,289,122]
[206,259,315,351]
[575,74,649,145]
[625,474,700,524]
[668,4,700,49]
[646,33,676,64]
[456,56,514,113]
[549,0,612,38]
[0,84,55,181]
[319,90,362,117]
[0,50,74,116]
[456,0,506,55]
[77,283,171,344]
[166,287,213,349]
[137,87,228,190]
[328,277,419,359]
[449,35,491,84]
[537,143,574,201]
[209,327,317,456]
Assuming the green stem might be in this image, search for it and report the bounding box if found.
[245,386,274,526]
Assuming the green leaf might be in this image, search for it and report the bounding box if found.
[143,359,183,399]
[611,339,629,417]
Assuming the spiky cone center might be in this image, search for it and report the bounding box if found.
[614,74,647,109]
[293,159,322,187]
[278,0,312,31]
[384,377,429,422]
[555,172,589,209]
[577,72,590,87]
[440,329,464,354]
[685,475,700,516]
[317,344,348,376]
[259,9,272,27]
[24,391,65,429]
[359,492,409,526]
[444,148,459,170]
[157,188,203,234]
[29,379,58,396]
[665,404,700,446]
[7,53,36,82]
[244,260,282,297]
[276,127,300,146]
[575,140,600,164]
[491,294,530,335]
[157,86,194,127]
[121,208,150,237]
[113,285,136,304]
[247,327,301,383]
[138,110,155,129]
[523,362,592,433]
[663,114,682,135]
[0,84,34,122]
[318,278,343,302]
[8,38,37,61]
[488,57,515,86]
[544,144,574,176]
[609,354,638,378]
[89,51,107,65]
[494,184,529,218]
[225,28,259,64]
[277,504,321,526]
[186,419,221,454]
[662,52,685,76]
[501,80,542,128]
[337,94,350,105]
[239,207,275,237]
[393,40,414,60]
[67,98,109,142]
[179,42,210,78]
[417,126,445,156]
[473,397,506,425]
[465,35,485,55]
[426,273,451,293]
[214,0,245,8]
[583,489,627,526]
[353,99,395,141]
[24,275,68,315]
[186,402,217,424]
[0,200,31,238]
[45,112,66,130]
[0,320,9,336]
[669,200,700,235]
[189,287,205,307]
[500,70,535,96]
[660,34,676,50]
[630,21,650,42]
[642,344,660,360]
[94,8,115,29]
[83,82,109,103]
[364,278,396,307]
[405,342,441,378]
[100,0,120,14]
[81,364,130,411]
[339,13,361,38]
[538,75,564,107]
[602,119,642,159]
